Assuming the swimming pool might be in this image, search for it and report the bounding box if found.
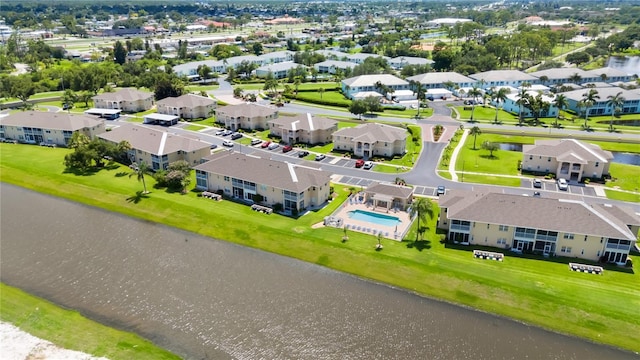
[348,210,401,227]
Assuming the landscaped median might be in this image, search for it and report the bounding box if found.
[1,143,639,353]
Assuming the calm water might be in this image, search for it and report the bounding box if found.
[606,56,640,76]
[1,184,636,360]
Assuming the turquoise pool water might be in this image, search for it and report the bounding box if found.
[348,210,401,227]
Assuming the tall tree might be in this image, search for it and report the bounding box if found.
[481,140,499,157]
[129,161,152,194]
[410,80,426,118]
[491,87,510,124]
[113,40,127,65]
[515,88,530,126]
[469,126,482,149]
[581,89,600,128]
[606,91,625,132]
[552,94,568,128]
[467,86,482,122]
[409,197,433,242]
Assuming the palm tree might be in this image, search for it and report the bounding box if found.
[129,161,152,194]
[569,73,582,85]
[491,87,510,124]
[606,91,625,132]
[467,86,482,122]
[318,87,325,99]
[552,94,569,128]
[409,197,433,242]
[538,75,549,86]
[469,126,482,149]
[293,76,302,95]
[525,92,550,126]
[515,88,530,125]
[410,80,426,118]
[581,89,600,128]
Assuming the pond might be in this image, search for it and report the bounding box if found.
[606,56,640,76]
[612,152,640,166]
[498,143,524,152]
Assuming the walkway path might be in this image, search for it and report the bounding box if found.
[448,129,468,181]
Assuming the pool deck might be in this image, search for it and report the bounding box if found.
[333,202,413,240]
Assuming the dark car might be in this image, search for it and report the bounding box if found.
[62,103,73,110]
[298,150,309,158]
[210,144,218,149]
[231,132,243,140]
[283,145,293,153]
[436,185,446,196]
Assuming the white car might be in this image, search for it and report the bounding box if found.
[363,161,374,170]
[268,142,280,150]
[222,140,234,147]
[557,178,568,191]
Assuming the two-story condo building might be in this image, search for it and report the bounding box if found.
[194,152,331,212]
[332,123,407,159]
[216,103,279,131]
[562,87,640,117]
[406,72,475,90]
[98,123,211,170]
[438,190,638,265]
[0,111,105,145]
[92,88,154,113]
[522,139,614,181]
[267,113,337,145]
[470,70,539,89]
[342,74,411,100]
[156,94,217,120]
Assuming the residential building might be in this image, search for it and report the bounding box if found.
[92,88,154,113]
[470,70,539,89]
[438,190,638,265]
[98,123,211,170]
[332,123,407,159]
[259,50,294,64]
[406,72,475,89]
[364,182,414,211]
[156,94,217,120]
[346,53,386,65]
[426,18,472,28]
[314,60,354,74]
[530,68,591,86]
[388,56,434,70]
[267,113,337,145]
[342,74,410,100]
[255,62,305,79]
[0,111,105,145]
[500,90,558,118]
[522,139,614,181]
[216,103,279,131]
[314,49,349,60]
[562,87,640,116]
[194,151,331,212]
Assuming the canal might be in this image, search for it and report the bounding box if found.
[0,184,636,359]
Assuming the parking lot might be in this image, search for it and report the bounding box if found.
[335,175,444,197]
[520,178,597,197]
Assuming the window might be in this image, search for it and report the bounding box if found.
[487,224,490,229]
[224,176,230,181]
[497,238,507,245]
[595,162,599,167]
[529,155,533,160]
[560,246,572,254]
[499,225,509,231]
[563,233,574,240]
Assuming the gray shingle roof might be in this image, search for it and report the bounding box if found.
[406,72,475,85]
[268,113,337,131]
[92,88,153,102]
[98,123,210,155]
[523,139,613,163]
[530,68,591,80]
[342,74,408,88]
[441,191,637,241]
[194,151,331,192]
[470,70,538,83]
[365,182,414,199]
[333,123,407,143]
[156,94,216,108]
[216,103,278,118]
[0,111,103,131]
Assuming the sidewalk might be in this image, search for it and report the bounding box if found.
[448,129,468,181]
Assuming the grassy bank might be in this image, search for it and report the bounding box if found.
[0,283,179,360]
[1,143,639,353]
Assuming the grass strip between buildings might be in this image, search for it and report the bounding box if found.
[0,283,180,360]
[1,143,639,354]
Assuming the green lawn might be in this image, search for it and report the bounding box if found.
[458,173,522,187]
[186,117,218,127]
[455,133,522,176]
[604,189,640,203]
[1,283,179,360]
[1,144,640,353]
[455,106,519,122]
[183,124,205,131]
[606,163,640,193]
[294,90,351,106]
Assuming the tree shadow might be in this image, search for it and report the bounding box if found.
[126,191,150,204]
[114,171,129,177]
[479,154,498,160]
[405,240,432,251]
[62,167,99,176]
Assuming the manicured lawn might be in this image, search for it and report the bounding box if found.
[457,173,522,187]
[187,117,218,127]
[606,163,640,193]
[0,283,179,360]
[294,90,351,106]
[1,144,640,353]
[455,134,522,176]
[185,84,219,92]
[455,106,518,122]
[604,189,640,203]
[184,124,205,131]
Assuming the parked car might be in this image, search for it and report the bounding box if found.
[436,185,446,196]
[62,103,73,110]
[533,179,542,188]
[298,150,309,158]
[315,154,326,161]
[282,145,293,153]
[231,132,243,140]
[215,129,225,136]
[222,140,234,147]
[250,139,262,146]
[363,161,374,170]
[557,178,568,191]
[268,142,280,150]
[261,141,271,148]
[355,159,365,168]
[222,130,233,136]
[210,144,218,149]
[533,191,541,197]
